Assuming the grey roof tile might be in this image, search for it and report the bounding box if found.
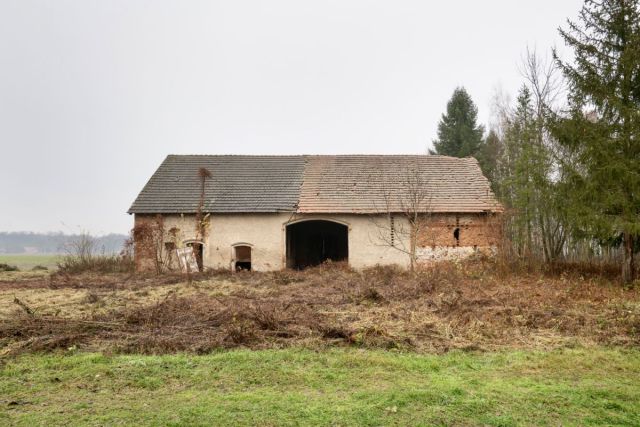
[128,155,305,214]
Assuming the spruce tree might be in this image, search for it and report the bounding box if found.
[430,87,485,159]
[477,129,502,190]
[554,0,640,281]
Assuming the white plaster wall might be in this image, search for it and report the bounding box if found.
[154,212,412,271]
[286,213,410,270]
[416,246,476,262]
[156,214,200,243]
[416,245,497,264]
[207,213,289,271]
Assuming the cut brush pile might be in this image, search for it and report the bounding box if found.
[1,260,639,356]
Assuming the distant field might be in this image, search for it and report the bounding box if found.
[0,254,60,270]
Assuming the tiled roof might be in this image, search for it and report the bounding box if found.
[128,155,502,214]
[298,155,501,213]
[128,155,305,214]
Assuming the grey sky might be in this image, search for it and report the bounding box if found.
[0,0,582,235]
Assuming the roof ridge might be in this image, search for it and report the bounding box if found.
[165,154,476,160]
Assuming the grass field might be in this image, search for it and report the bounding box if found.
[1,347,639,426]
[0,254,60,270]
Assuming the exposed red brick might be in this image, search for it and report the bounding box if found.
[417,213,502,248]
[133,214,163,272]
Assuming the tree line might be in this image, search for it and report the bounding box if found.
[429,0,640,282]
[0,232,128,255]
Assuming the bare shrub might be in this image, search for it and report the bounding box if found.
[0,263,19,272]
[223,320,257,346]
[83,291,101,304]
[359,286,384,303]
[57,232,134,274]
[249,303,289,330]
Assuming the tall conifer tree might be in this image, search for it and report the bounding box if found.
[554,0,640,281]
[430,87,485,159]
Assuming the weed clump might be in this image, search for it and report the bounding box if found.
[52,231,134,274]
[0,263,19,272]
[57,254,133,274]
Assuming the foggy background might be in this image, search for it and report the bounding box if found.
[0,0,582,235]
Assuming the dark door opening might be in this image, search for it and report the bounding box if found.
[234,245,252,271]
[187,242,204,272]
[286,220,348,269]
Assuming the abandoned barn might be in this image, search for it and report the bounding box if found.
[128,155,502,272]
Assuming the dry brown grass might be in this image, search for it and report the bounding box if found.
[1,260,638,356]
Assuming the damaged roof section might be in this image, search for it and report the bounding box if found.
[298,155,502,213]
[128,154,502,214]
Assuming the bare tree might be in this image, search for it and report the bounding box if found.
[65,231,97,263]
[520,47,564,121]
[370,162,433,272]
[491,48,570,263]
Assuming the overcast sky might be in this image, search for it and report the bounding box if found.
[0,0,583,235]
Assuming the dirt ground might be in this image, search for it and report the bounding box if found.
[1,260,639,356]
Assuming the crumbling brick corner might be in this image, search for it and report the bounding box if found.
[132,214,164,273]
[416,212,503,262]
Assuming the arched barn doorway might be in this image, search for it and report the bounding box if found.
[286,220,348,269]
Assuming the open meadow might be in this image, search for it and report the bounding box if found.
[0,254,60,271]
[1,260,639,425]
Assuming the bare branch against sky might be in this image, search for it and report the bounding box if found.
[0,0,582,234]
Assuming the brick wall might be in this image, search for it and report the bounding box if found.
[133,214,162,272]
[416,213,501,249]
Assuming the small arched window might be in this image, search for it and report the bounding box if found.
[232,243,252,271]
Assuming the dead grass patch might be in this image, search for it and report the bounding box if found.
[1,260,638,356]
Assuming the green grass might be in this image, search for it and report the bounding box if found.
[1,347,639,426]
[0,254,60,270]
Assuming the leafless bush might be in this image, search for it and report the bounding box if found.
[57,232,133,274]
[0,263,19,272]
[83,291,101,304]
